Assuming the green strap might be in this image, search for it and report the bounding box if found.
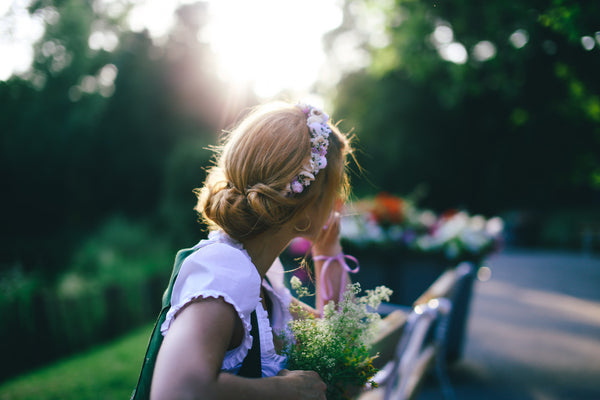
[130,247,196,400]
[130,247,263,399]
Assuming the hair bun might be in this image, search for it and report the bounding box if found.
[246,183,281,220]
[226,185,244,198]
[245,188,260,206]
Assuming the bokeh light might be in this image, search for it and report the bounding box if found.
[509,29,529,49]
[439,42,468,64]
[477,266,492,282]
[473,40,497,62]
[433,24,454,44]
[581,36,595,51]
[0,0,47,80]
[431,23,468,65]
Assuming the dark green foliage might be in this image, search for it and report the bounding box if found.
[0,1,255,278]
[0,0,255,378]
[331,0,600,214]
[2,0,599,380]
[0,217,172,382]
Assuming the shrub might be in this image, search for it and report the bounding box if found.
[0,216,174,382]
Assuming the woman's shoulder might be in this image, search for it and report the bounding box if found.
[161,236,262,335]
[180,242,260,297]
[185,240,256,276]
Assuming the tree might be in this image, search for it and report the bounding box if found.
[326,0,600,213]
[0,1,255,276]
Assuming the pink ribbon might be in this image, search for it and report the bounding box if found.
[313,253,360,310]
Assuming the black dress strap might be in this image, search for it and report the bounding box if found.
[238,310,262,378]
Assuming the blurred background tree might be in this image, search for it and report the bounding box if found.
[0,0,598,286]
[0,0,599,380]
[0,0,255,279]
[0,0,258,379]
[0,0,598,295]
[325,0,600,218]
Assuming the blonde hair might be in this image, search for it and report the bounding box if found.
[195,102,351,241]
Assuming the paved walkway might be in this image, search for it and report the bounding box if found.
[419,248,600,400]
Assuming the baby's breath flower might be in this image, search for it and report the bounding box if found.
[290,276,302,290]
[282,281,392,400]
[290,275,313,300]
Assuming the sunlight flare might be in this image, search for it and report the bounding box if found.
[202,0,342,98]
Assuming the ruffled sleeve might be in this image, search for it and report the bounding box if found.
[160,241,262,369]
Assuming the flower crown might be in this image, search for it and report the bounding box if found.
[283,103,332,196]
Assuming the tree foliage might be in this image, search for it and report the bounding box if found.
[328,0,600,213]
[1,1,255,276]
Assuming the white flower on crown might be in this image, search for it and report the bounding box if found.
[311,135,328,148]
[307,110,329,125]
[308,123,330,138]
[298,169,316,186]
[311,152,327,169]
[282,103,333,196]
[316,155,327,169]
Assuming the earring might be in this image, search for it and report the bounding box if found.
[294,217,312,233]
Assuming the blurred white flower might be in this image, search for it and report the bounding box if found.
[459,229,491,253]
[486,217,504,236]
[469,215,486,231]
[433,212,468,243]
[338,195,504,262]
[418,210,437,227]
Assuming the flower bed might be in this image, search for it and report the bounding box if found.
[340,193,504,265]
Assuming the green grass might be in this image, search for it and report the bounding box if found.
[0,324,153,400]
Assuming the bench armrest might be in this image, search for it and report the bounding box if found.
[369,310,407,368]
[413,268,458,307]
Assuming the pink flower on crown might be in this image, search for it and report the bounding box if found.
[283,103,332,197]
[307,122,322,134]
[299,105,311,114]
[310,124,330,139]
[291,180,304,194]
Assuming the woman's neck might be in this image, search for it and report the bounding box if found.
[241,229,292,278]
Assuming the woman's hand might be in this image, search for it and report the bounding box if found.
[311,199,353,313]
[277,369,327,400]
[313,199,344,257]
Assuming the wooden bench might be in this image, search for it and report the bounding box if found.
[357,263,473,400]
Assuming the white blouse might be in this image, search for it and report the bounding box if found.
[160,230,293,377]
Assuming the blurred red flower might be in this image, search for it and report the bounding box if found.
[372,192,405,225]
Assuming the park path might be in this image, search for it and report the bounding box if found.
[419,248,600,400]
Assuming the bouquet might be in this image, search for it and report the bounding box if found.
[283,277,392,400]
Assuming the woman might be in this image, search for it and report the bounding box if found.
[149,102,353,400]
